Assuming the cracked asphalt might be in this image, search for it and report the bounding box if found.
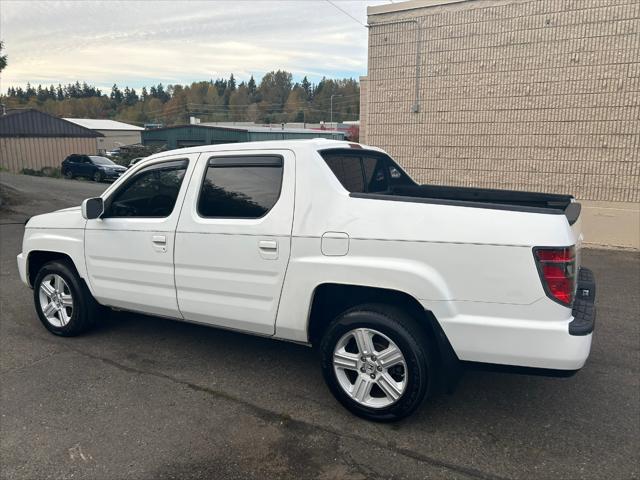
[1,172,639,479]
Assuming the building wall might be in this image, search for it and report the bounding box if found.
[0,137,97,173]
[363,0,639,248]
[142,126,346,149]
[96,130,142,152]
[142,126,247,149]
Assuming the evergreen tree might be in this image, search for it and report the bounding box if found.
[0,41,7,73]
[301,76,312,100]
[110,84,123,103]
[247,75,257,101]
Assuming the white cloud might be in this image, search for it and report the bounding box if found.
[0,0,389,90]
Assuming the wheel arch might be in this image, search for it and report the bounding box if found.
[27,250,80,288]
[307,282,462,393]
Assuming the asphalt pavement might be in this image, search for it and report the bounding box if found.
[1,172,638,480]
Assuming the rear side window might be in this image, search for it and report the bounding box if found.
[105,160,188,218]
[321,150,414,193]
[198,155,283,218]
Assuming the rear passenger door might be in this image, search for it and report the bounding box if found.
[174,150,295,335]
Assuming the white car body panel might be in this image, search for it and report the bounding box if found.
[18,139,593,371]
[174,149,295,335]
[84,153,199,318]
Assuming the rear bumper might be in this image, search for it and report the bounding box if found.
[103,170,125,179]
[427,267,597,372]
[569,267,596,336]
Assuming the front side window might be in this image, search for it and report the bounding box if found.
[105,160,188,218]
[198,155,283,218]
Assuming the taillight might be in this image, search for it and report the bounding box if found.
[534,246,576,306]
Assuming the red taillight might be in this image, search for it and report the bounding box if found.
[534,247,576,306]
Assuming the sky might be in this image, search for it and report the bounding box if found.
[0,0,392,92]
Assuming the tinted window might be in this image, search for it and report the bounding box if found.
[90,156,115,166]
[198,156,283,218]
[106,160,188,218]
[323,154,366,192]
[321,150,414,193]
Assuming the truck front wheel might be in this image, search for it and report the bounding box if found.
[33,260,99,336]
[320,304,433,421]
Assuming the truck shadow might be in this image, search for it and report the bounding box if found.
[91,307,595,436]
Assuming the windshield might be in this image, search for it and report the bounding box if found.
[90,156,116,166]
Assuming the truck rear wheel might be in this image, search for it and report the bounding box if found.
[33,260,99,336]
[320,303,433,421]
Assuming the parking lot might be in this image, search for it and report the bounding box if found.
[1,172,638,480]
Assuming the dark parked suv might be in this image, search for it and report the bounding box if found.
[61,155,127,182]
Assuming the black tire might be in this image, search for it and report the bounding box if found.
[64,169,74,179]
[33,260,100,336]
[93,171,103,182]
[320,303,433,422]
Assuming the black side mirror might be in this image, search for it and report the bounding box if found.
[81,197,104,220]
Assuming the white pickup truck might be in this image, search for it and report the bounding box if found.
[18,139,596,421]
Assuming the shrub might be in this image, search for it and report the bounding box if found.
[21,166,62,178]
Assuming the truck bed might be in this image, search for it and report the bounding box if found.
[352,184,581,225]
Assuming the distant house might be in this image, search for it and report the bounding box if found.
[63,118,144,153]
[0,109,102,173]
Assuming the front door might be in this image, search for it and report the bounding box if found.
[174,150,295,335]
[84,155,196,318]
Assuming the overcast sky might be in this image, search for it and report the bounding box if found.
[1,0,391,92]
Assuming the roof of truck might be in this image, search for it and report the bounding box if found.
[151,138,381,159]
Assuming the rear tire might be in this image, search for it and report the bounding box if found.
[320,303,433,422]
[33,260,100,336]
[93,171,103,182]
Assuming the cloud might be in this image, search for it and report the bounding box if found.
[1,0,387,90]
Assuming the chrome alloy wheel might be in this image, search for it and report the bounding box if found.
[333,327,407,408]
[38,274,74,327]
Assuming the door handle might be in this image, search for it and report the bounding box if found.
[258,240,278,250]
[258,239,278,260]
[152,235,167,245]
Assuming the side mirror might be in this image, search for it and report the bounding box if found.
[81,197,104,220]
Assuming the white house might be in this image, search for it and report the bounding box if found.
[63,118,144,153]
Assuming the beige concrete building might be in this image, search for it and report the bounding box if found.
[360,0,639,249]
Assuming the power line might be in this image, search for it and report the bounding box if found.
[324,0,367,28]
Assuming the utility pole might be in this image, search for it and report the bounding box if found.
[330,94,342,131]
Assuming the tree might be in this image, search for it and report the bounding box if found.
[0,70,359,127]
[258,70,292,120]
[110,84,123,104]
[301,76,312,100]
[0,41,7,73]
[284,86,306,123]
[229,84,249,121]
[247,75,257,101]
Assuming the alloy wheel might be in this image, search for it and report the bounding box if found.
[333,327,407,408]
[38,274,74,327]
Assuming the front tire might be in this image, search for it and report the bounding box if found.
[33,260,99,336]
[93,171,103,182]
[320,304,433,422]
[64,170,74,179]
